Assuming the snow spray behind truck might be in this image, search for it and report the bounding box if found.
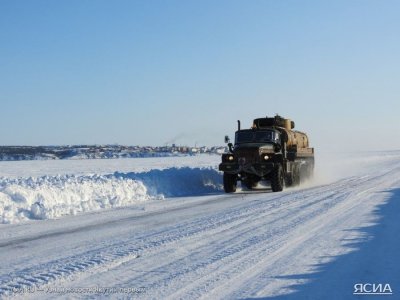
[219,115,314,192]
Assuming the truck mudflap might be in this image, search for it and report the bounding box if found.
[219,162,276,176]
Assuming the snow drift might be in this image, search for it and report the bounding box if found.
[0,167,222,224]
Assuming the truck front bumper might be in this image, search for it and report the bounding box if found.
[219,162,276,177]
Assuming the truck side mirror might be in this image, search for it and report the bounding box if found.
[228,142,233,153]
[224,135,230,144]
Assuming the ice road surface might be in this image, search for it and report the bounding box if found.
[0,151,400,299]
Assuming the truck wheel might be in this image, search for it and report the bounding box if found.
[223,173,237,193]
[285,173,294,187]
[293,164,301,186]
[271,165,284,192]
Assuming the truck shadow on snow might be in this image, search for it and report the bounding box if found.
[113,167,224,198]
[245,187,400,300]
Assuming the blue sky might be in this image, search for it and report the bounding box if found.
[1,0,399,151]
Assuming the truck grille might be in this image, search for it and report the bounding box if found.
[235,149,259,164]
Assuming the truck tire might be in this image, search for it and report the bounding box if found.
[223,173,237,193]
[287,165,300,187]
[293,164,301,186]
[271,165,284,192]
[285,172,293,187]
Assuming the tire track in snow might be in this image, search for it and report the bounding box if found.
[115,170,396,299]
[167,169,400,299]
[0,192,297,297]
[0,181,348,297]
[135,188,352,299]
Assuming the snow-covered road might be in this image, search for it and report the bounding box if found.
[1,153,400,299]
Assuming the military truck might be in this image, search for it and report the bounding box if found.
[219,115,314,193]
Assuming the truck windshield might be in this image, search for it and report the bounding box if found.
[235,130,276,144]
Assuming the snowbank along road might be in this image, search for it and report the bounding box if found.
[0,152,399,299]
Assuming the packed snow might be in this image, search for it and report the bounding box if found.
[0,151,399,299]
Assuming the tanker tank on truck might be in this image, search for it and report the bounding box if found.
[219,115,314,193]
